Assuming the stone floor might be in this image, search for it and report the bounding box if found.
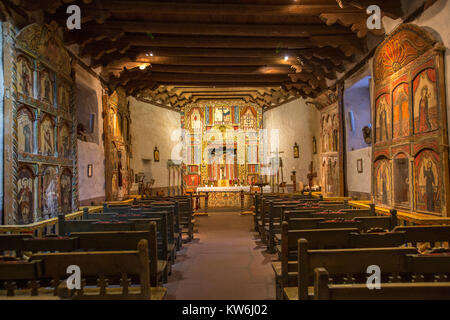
[165,210,276,300]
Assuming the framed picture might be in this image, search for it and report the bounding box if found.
[357,159,363,173]
[87,164,93,177]
[154,147,160,162]
[293,143,299,159]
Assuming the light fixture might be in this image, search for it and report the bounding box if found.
[284,56,289,61]
[150,52,154,56]
[139,64,147,70]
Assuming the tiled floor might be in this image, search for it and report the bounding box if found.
[165,210,276,300]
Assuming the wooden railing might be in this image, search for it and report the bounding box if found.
[307,192,450,226]
[0,195,143,236]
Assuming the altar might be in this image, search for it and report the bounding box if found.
[196,186,270,209]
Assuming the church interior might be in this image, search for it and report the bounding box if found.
[0,0,450,302]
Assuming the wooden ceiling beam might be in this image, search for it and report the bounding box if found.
[80,21,354,38]
[77,34,359,49]
[82,1,362,16]
[102,56,298,73]
[90,47,308,58]
[147,65,295,75]
[133,72,292,83]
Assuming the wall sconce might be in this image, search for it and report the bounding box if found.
[87,164,93,177]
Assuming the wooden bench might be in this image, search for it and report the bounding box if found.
[313,253,450,299]
[393,225,450,249]
[0,234,33,257]
[272,222,407,299]
[313,267,450,300]
[31,239,166,300]
[283,239,418,300]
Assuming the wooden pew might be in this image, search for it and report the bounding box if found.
[283,239,418,300]
[57,215,172,279]
[272,222,407,299]
[313,267,450,300]
[175,198,195,242]
[130,210,175,265]
[150,201,182,250]
[392,225,450,249]
[58,215,135,235]
[71,227,167,286]
[0,234,33,257]
[30,240,166,300]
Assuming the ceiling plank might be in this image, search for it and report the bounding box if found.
[83,1,362,16]
[80,21,354,37]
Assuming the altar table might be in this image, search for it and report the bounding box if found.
[196,186,270,209]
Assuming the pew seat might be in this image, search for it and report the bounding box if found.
[313,268,450,300]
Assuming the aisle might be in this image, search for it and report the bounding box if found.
[165,210,276,300]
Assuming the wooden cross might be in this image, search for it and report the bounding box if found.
[307,161,317,189]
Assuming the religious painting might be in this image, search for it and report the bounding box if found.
[39,69,54,105]
[60,169,72,214]
[370,25,450,215]
[58,123,71,158]
[214,106,232,125]
[118,113,123,137]
[112,172,119,199]
[58,82,70,110]
[392,83,410,139]
[325,158,338,196]
[375,94,391,143]
[40,115,54,156]
[110,109,118,137]
[17,107,34,154]
[154,147,160,162]
[241,107,256,130]
[393,153,410,207]
[17,166,34,224]
[186,174,199,187]
[415,149,441,213]
[189,108,203,133]
[123,117,129,142]
[42,166,58,218]
[293,143,299,159]
[17,55,33,97]
[332,129,338,151]
[374,159,392,206]
[413,68,439,134]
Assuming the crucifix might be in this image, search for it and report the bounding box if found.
[307,161,317,189]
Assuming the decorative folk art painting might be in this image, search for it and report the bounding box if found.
[181,100,262,188]
[372,24,449,216]
[5,23,77,225]
[104,88,132,201]
[318,93,340,197]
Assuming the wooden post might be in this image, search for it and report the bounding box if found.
[390,209,398,230]
[337,82,347,197]
[57,214,65,236]
[82,207,89,220]
[291,169,297,192]
[370,203,376,216]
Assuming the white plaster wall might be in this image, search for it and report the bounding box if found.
[129,98,181,188]
[74,64,106,203]
[347,147,372,195]
[263,99,321,186]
